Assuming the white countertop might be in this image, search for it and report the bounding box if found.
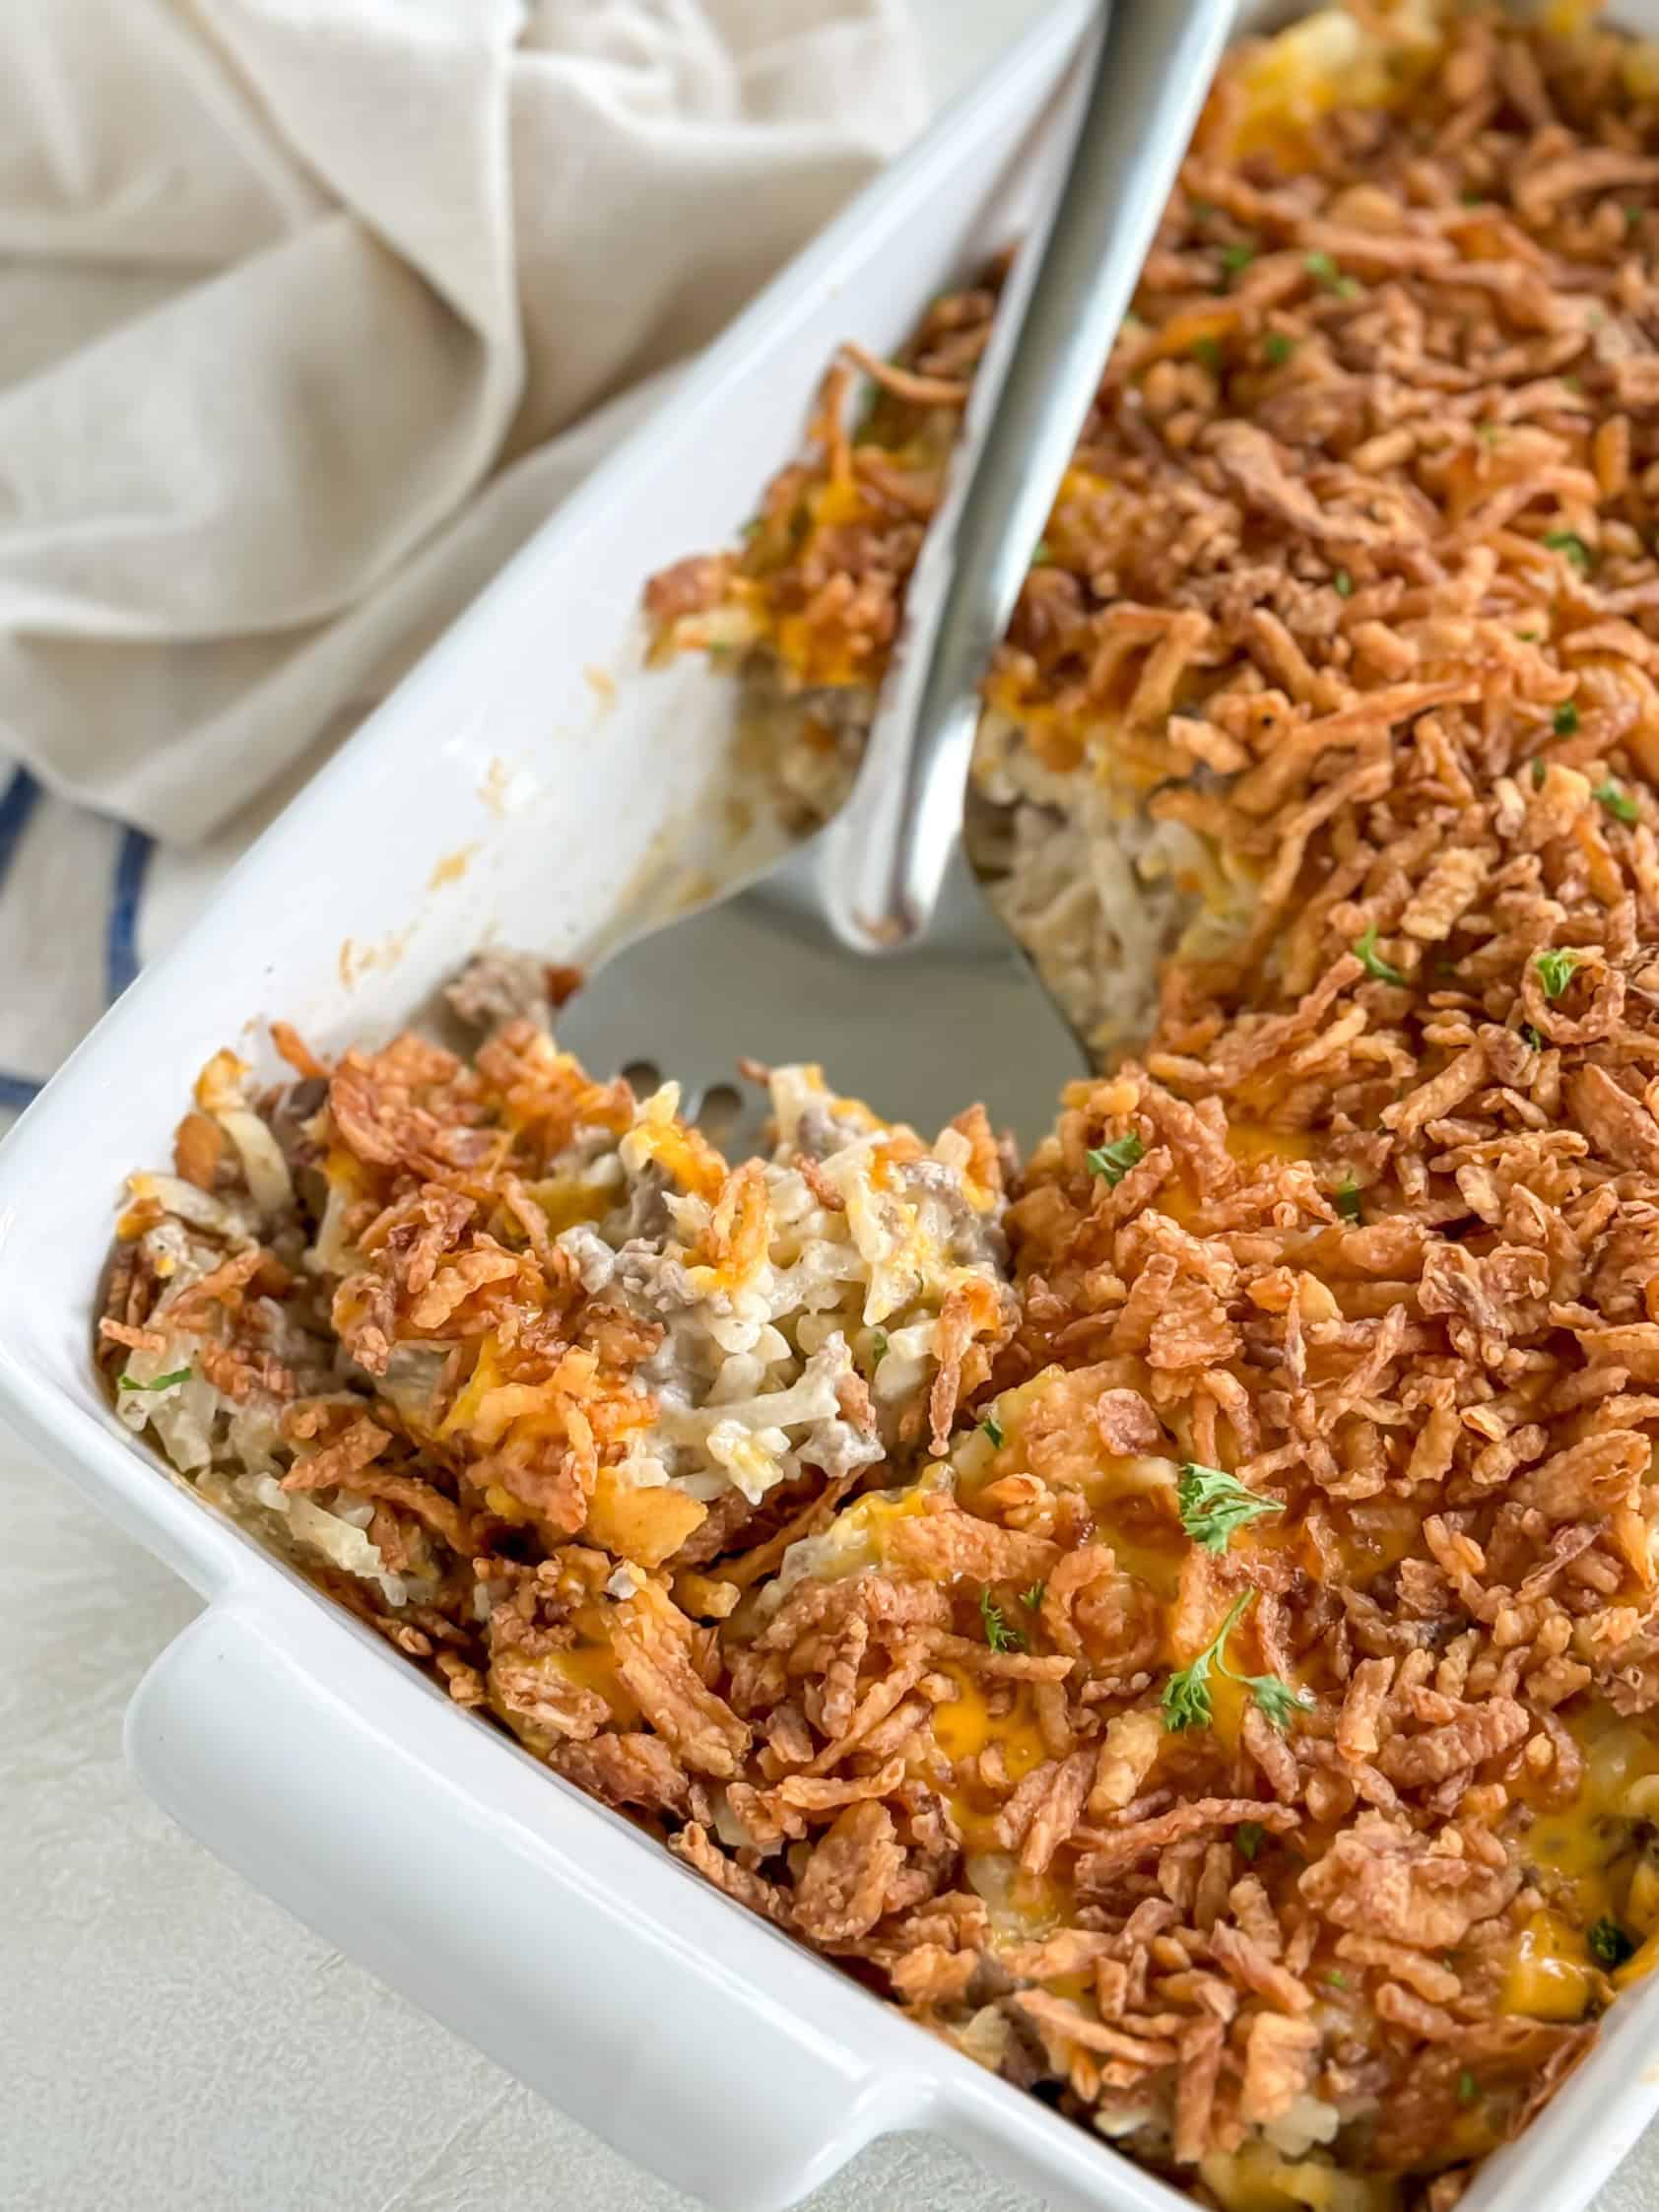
[3,6,1656,2209]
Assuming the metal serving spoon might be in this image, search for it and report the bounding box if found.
[558,0,1232,1156]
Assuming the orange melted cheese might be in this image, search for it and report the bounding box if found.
[530,1175,613,1235]
[624,1114,727,1202]
[1504,1911,1599,2023]
[1503,1709,1659,2015]
[937,1707,1046,1855]
[1160,1121,1315,1231]
[552,1640,641,1727]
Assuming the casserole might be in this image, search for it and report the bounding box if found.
[5,4,1659,2210]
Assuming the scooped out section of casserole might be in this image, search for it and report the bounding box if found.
[97,3,1659,2207]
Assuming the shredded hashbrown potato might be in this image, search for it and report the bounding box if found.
[102,8,1659,2209]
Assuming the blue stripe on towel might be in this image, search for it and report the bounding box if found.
[0,767,41,893]
[0,1070,42,1113]
[105,827,153,1002]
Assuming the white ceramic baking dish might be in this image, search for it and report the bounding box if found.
[4,4,1659,2207]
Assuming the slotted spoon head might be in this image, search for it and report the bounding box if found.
[555,835,1089,1160]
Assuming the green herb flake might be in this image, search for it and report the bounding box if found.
[1544,528,1594,573]
[1162,1590,1311,1735]
[1532,756,1548,789]
[1521,1023,1546,1052]
[1354,925,1407,987]
[1177,1462,1286,1556]
[1562,374,1584,396]
[1333,569,1355,598]
[1554,701,1579,736]
[1191,336,1225,373]
[980,1586,1026,1655]
[1477,421,1501,445]
[1020,1581,1046,1612]
[117,1367,192,1393]
[1517,630,1541,642]
[1221,240,1258,278]
[1596,778,1640,825]
[1190,200,1217,223]
[981,1414,1006,1450]
[1627,205,1645,228]
[1457,2070,1480,2106]
[1335,1176,1362,1224]
[1029,539,1053,567]
[1248,1673,1315,1730]
[740,516,763,541]
[1460,188,1487,206]
[1588,1917,1637,1970]
[1086,1132,1146,1185]
[869,1329,889,1371]
[1263,332,1295,367]
[1325,1970,1348,1990]
[1535,947,1580,1001]
[1162,1592,1247,1733]
[1303,250,1341,286]
[1235,1821,1265,1861]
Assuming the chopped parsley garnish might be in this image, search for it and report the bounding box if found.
[1335,1176,1362,1224]
[1460,188,1486,206]
[979,1586,1026,1654]
[1249,1672,1316,1730]
[1220,240,1257,278]
[1521,1023,1546,1052]
[1333,569,1355,597]
[1191,335,1224,373]
[1304,250,1360,298]
[1627,205,1645,228]
[1161,1591,1311,1735]
[1176,1462,1286,1556]
[981,1414,1006,1449]
[1535,948,1580,1000]
[1544,528,1594,573]
[1532,756,1548,789]
[1354,925,1407,986]
[869,1329,889,1370]
[1325,1970,1348,1990]
[1235,1821,1264,1861]
[1554,701,1579,736]
[1029,539,1053,566]
[1020,1581,1045,1612]
[740,516,763,540]
[1263,332,1295,367]
[1588,1917,1636,1970]
[1596,778,1640,825]
[117,1367,192,1392]
[1190,200,1217,223]
[1457,2070,1480,2105]
[1087,1132,1145,1185]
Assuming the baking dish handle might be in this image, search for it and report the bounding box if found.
[125,1593,933,2212]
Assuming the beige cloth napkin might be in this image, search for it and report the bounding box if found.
[0,0,926,843]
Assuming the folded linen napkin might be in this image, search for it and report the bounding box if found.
[0,0,927,1122]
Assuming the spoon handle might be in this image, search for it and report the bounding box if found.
[822,0,1233,952]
